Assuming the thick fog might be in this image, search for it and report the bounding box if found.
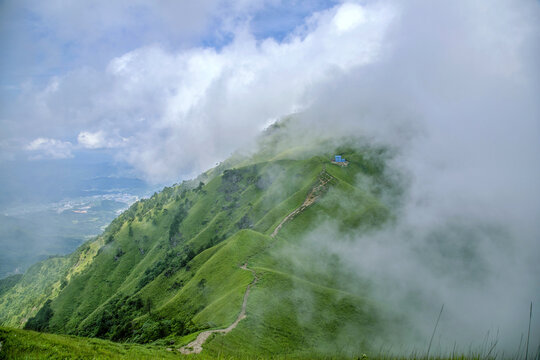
[282,0,540,355]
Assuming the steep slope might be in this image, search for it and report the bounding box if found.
[0,127,399,357]
[39,158,325,340]
[189,161,393,357]
[0,326,180,359]
[0,275,22,298]
[0,234,104,328]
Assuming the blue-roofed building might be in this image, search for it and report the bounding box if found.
[332,154,348,166]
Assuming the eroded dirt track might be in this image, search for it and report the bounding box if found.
[178,264,257,354]
[178,168,334,354]
[270,168,334,238]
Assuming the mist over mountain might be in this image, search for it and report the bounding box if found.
[0,0,539,359]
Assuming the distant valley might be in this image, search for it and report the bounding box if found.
[0,175,154,278]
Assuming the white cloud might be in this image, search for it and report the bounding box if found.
[332,2,366,32]
[0,0,267,87]
[282,0,540,352]
[77,131,104,149]
[25,138,73,159]
[8,2,394,181]
[77,131,127,149]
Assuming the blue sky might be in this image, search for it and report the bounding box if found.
[0,0,337,92]
[0,0,339,206]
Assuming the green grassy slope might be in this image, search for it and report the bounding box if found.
[0,326,487,360]
[0,326,181,360]
[196,160,395,357]
[0,256,71,328]
[0,234,105,328]
[153,230,271,329]
[38,158,328,341]
[0,124,404,357]
[0,275,22,298]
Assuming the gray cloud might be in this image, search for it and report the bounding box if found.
[274,0,540,354]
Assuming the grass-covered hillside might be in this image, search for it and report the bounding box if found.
[0,124,401,358]
[0,325,496,360]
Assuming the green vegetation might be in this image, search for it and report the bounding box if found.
[0,326,180,359]
[0,326,493,360]
[0,235,104,328]
[0,124,416,358]
[0,255,72,328]
[0,275,21,298]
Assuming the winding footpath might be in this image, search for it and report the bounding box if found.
[178,264,258,354]
[270,168,333,238]
[178,169,334,354]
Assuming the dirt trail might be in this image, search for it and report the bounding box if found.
[178,168,334,354]
[270,168,334,238]
[178,264,257,354]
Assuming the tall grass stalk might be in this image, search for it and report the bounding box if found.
[525,302,532,360]
[427,304,445,359]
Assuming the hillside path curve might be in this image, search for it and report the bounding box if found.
[178,264,257,354]
[178,168,333,354]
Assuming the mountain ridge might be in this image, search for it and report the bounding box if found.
[0,125,398,357]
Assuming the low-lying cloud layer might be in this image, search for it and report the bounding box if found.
[281,0,540,354]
